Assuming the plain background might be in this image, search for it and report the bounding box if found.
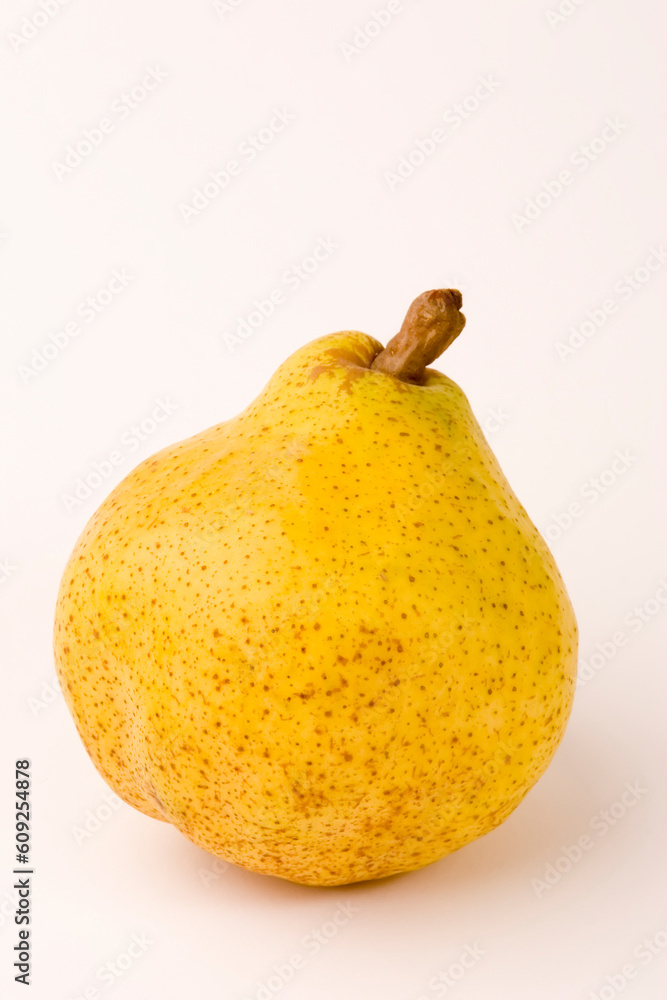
[1,0,666,997]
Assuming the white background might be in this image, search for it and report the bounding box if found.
[1,0,666,997]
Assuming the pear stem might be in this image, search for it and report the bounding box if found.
[370,289,466,383]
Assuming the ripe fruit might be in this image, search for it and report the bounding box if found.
[54,289,578,885]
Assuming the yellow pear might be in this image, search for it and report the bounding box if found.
[54,289,578,886]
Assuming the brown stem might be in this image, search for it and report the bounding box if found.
[370,289,465,383]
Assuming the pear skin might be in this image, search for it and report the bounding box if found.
[54,289,578,886]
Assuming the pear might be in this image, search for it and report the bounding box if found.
[54,289,577,886]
